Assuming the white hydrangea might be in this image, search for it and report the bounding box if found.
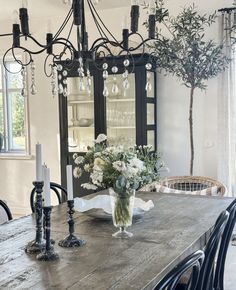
[113,161,127,172]
[81,183,97,190]
[129,157,144,172]
[73,167,82,178]
[74,156,84,165]
[124,165,139,178]
[95,134,107,144]
[91,168,103,186]
[84,164,90,172]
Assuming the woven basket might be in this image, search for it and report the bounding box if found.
[139,176,226,196]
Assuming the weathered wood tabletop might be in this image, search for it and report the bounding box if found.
[0,192,233,290]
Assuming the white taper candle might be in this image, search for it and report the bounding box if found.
[36,143,42,181]
[44,167,51,207]
[66,165,73,200]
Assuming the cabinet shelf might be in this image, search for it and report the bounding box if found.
[107,126,135,129]
[68,100,94,105]
[68,125,94,129]
[107,98,135,103]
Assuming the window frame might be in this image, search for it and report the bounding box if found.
[0,55,31,158]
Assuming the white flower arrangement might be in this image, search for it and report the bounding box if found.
[73,134,163,194]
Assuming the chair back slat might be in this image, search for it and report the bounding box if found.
[196,210,229,290]
[154,250,205,290]
[213,199,236,290]
[30,182,68,213]
[0,200,13,224]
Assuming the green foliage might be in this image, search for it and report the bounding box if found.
[145,3,229,89]
[73,134,163,193]
[12,93,25,137]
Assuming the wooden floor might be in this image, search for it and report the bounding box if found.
[225,242,236,290]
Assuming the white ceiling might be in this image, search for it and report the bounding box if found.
[0,0,131,21]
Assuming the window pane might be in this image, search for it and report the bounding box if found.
[0,92,4,151]
[6,62,22,89]
[147,103,155,125]
[9,91,26,150]
[147,130,155,149]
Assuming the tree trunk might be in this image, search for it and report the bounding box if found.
[189,87,195,175]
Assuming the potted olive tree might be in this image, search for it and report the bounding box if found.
[145,3,229,175]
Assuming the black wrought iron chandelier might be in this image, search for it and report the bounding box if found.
[1,0,158,97]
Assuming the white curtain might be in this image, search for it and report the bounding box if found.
[218,10,236,196]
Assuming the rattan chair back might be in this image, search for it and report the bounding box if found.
[160,176,226,195]
[139,176,226,196]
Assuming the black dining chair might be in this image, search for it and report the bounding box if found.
[213,199,236,290]
[0,200,13,224]
[30,182,68,213]
[188,210,229,290]
[154,250,205,290]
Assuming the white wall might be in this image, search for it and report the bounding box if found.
[0,0,232,216]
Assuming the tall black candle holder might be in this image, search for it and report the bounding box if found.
[58,200,86,248]
[25,181,45,254]
[37,206,59,261]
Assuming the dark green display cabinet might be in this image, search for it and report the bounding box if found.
[57,54,157,197]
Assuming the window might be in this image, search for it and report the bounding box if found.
[0,59,29,155]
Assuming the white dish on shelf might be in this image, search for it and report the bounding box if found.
[78,118,93,127]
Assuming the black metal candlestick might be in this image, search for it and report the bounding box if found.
[25,181,45,254]
[58,200,86,248]
[37,206,59,261]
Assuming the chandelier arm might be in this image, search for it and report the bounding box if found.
[60,20,75,56]
[53,8,73,40]
[24,34,48,48]
[3,48,21,73]
[87,0,118,57]
[54,38,77,52]
[87,0,110,43]
[44,54,54,77]
[94,44,115,58]
[0,33,13,37]
[87,0,119,43]
[18,33,77,55]
[2,47,32,74]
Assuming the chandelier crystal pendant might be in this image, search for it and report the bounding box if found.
[1,0,159,97]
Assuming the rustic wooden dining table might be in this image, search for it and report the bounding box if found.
[0,191,233,290]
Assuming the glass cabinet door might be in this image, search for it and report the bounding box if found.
[106,73,136,147]
[146,71,156,149]
[67,77,95,152]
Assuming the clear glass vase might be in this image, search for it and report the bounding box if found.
[109,188,135,238]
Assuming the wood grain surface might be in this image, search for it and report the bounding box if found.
[0,192,233,290]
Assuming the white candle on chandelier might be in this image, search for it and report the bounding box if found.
[44,166,51,207]
[22,0,28,8]
[36,143,43,181]
[12,10,19,24]
[66,165,73,201]
[122,15,129,30]
[47,19,53,34]
[131,0,139,5]
[149,0,156,15]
